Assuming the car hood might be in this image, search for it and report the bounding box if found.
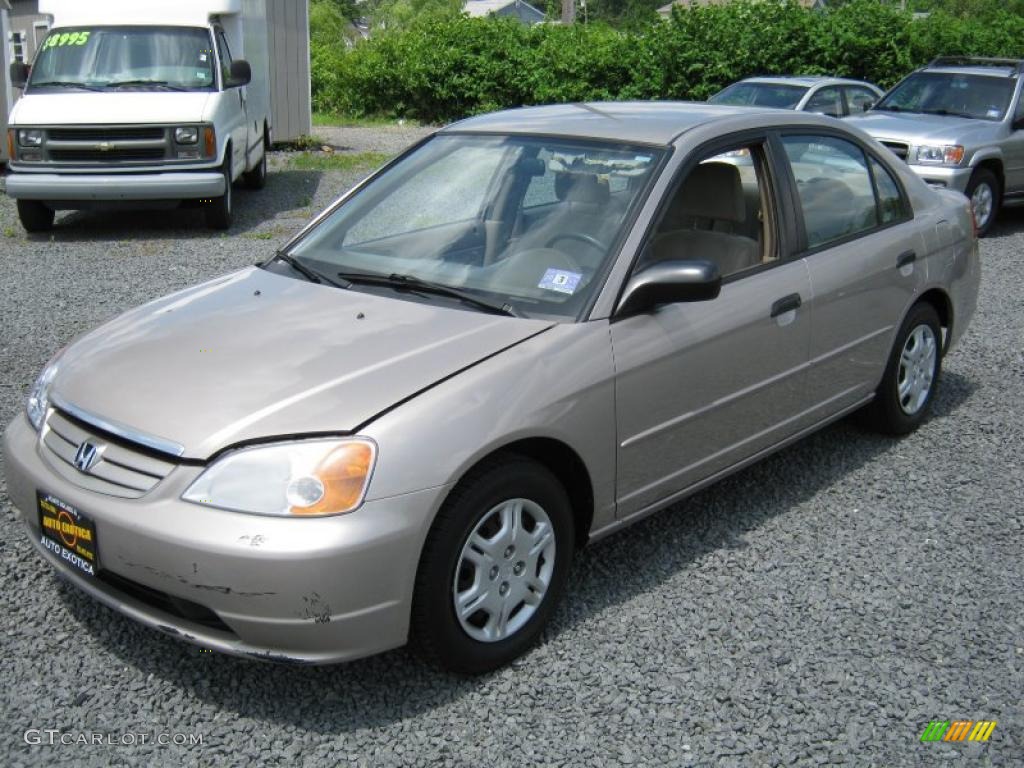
[51,268,554,459]
[848,111,999,145]
[10,91,211,126]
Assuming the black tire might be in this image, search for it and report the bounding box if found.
[410,455,574,674]
[243,127,269,190]
[17,200,55,233]
[860,302,942,435]
[965,167,1000,237]
[205,154,233,230]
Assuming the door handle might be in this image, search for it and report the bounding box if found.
[770,293,802,318]
[897,250,917,269]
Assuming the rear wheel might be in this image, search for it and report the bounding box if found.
[205,154,233,230]
[411,455,574,674]
[17,200,55,232]
[965,167,999,237]
[861,302,942,435]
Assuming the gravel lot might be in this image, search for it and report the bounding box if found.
[1,128,1022,767]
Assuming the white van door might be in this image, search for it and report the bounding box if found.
[214,26,247,178]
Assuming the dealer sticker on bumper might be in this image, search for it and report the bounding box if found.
[37,491,98,577]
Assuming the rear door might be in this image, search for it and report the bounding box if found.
[778,132,922,420]
[611,134,813,518]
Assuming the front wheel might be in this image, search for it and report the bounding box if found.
[965,167,1000,237]
[204,155,233,230]
[410,456,574,674]
[17,200,55,232]
[243,128,269,190]
[861,302,942,435]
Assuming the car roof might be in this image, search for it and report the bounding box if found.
[443,101,805,146]
[922,66,1018,78]
[741,75,873,88]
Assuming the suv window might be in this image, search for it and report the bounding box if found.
[639,143,777,278]
[805,87,844,117]
[782,135,879,248]
[845,87,877,114]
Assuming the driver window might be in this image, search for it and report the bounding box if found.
[215,29,234,87]
[805,87,844,117]
[640,143,777,279]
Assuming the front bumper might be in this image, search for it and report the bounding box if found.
[4,171,225,202]
[3,414,448,664]
[908,164,973,195]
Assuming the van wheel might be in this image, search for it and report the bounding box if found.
[243,128,269,190]
[17,200,55,232]
[410,455,574,674]
[860,302,942,435]
[965,167,999,237]
[205,156,233,230]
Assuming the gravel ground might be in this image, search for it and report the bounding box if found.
[0,129,1022,767]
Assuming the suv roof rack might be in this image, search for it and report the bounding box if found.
[927,56,1024,75]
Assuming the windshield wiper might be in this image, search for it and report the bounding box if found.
[271,251,352,290]
[30,80,103,91]
[337,271,520,318]
[920,108,977,119]
[104,79,187,91]
[872,105,906,113]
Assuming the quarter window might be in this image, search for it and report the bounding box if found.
[782,135,879,248]
[215,29,233,87]
[870,157,907,224]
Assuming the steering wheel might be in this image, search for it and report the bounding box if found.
[546,232,607,252]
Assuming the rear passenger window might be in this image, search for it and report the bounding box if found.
[782,135,878,248]
[870,157,906,224]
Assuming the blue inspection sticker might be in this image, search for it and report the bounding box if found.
[538,268,582,295]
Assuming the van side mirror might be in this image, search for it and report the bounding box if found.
[10,62,29,88]
[227,60,251,87]
[615,260,721,317]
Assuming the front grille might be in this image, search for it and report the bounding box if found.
[48,127,166,142]
[49,148,166,162]
[96,569,236,634]
[881,141,910,161]
[40,409,177,498]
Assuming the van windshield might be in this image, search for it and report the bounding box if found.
[28,27,216,92]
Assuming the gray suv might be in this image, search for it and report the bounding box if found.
[848,56,1024,235]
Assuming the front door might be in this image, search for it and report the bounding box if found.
[215,27,247,177]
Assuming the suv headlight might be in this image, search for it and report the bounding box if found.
[26,357,61,432]
[182,439,376,517]
[18,129,43,147]
[915,145,965,166]
[174,126,199,144]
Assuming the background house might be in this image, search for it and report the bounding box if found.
[463,0,546,25]
[2,0,311,144]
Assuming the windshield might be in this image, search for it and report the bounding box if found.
[283,134,663,320]
[27,26,216,91]
[709,82,808,109]
[874,72,1015,121]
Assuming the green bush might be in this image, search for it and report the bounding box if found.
[312,0,1024,123]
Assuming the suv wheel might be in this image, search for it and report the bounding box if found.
[965,167,999,237]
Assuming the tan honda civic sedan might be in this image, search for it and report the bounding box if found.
[3,103,979,673]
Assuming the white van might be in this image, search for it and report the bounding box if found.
[5,0,271,231]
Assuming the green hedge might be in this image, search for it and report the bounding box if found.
[312,0,1024,123]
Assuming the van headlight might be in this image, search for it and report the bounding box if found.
[18,129,43,147]
[26,357,61,432]
[915,145,964,166]
[174,127,199,145]
[182,439,377,517]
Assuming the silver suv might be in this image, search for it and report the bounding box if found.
[848,56,1024,235]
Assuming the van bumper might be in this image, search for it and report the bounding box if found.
[4,171,225,201]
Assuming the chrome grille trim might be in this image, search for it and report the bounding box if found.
[881,141,910,161]
[49,392,186,457]
[40,409,177,499]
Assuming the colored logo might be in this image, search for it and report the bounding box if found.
[73,441,100,472]
[920,720,996,743]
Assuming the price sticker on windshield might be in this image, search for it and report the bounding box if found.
[43,31,90,49]
[538,269,582,295]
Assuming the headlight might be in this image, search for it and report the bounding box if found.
[174,127,199,145]
[26,357,61,432]
[182,439,376,517]
[915,145,965,166]
[18,129,43,147]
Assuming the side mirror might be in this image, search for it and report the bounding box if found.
[616,260,722,317]
[861,100,876,112]
[227,59,251,87]
[10,62,29,89]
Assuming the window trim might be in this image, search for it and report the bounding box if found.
[773,127,914,258]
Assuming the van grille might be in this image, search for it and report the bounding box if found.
[40,409,177,498]
[48,127,166,142]
[881,141,910,161]
[49,148,167,163]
